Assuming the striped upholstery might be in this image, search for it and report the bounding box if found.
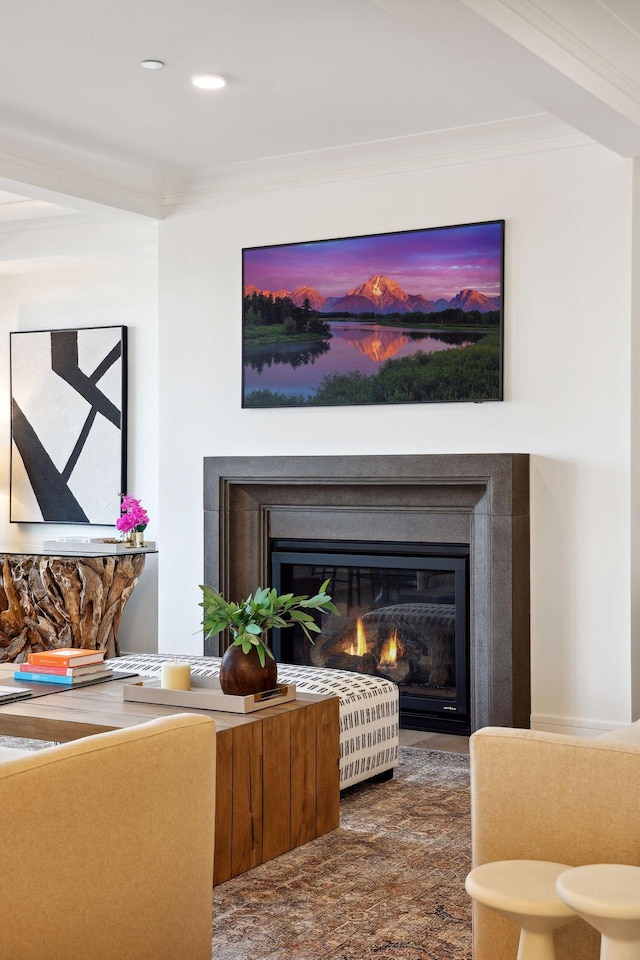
[111,653,399,789]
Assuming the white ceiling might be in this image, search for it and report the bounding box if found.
[0,0,638,216]
[0,0,538,172]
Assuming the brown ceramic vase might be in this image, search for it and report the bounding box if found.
[219,640,278,696]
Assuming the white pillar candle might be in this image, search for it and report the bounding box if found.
[160,659,191,691]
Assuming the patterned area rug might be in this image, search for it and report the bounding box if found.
[0,739,471,959]
[212,747,471,960]
[0,735,52,750]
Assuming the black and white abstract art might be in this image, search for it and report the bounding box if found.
[10,326,127,524]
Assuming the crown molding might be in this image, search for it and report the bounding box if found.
[162,114,593,209]
[0,209,158,274]
[0,209,110,236]
[459,0,640,124]
[0,198,75,224]
[0,112,596,217]
[0,211,81,236]
[0,120,164,219]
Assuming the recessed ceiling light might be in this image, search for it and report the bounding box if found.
[141,60,164,70]
[192,74,226,91]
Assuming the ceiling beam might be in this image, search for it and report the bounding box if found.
[370,0,640,157]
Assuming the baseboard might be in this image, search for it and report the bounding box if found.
[530,714,632,738]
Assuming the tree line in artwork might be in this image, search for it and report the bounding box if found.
[335,307,500,327]
[244,291,500,340]
[244,293,331,341]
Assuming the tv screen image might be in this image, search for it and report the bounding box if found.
[242,219,504,408]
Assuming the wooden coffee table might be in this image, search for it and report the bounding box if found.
[0,673,340,886]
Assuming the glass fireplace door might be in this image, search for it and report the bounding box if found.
[271,539,469,732]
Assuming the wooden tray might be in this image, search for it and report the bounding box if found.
[121,675,296,713]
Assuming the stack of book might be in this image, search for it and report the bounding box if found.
[15,648,113,685]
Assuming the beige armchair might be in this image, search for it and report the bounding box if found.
[0,714,216,960]
[470,726,640,960]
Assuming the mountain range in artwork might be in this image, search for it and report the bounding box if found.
[245,274,500,315]
[242,220,504,407]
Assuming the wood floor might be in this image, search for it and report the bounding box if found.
[399,728,470,753]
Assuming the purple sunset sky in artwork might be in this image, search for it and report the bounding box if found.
[244,221,503,300]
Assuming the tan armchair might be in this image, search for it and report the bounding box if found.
[470,726,640,960]
[0,714,216,960]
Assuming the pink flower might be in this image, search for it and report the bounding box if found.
[117,495,149,532]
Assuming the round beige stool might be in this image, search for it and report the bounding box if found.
[556,864,640,960]
[465,860,576,960]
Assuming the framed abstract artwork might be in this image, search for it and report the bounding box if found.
[242,219,504,408]
[10,325,127,524]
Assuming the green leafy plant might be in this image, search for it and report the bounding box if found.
[199,581,339,667]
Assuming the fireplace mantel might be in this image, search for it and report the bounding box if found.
[203,453,530,732]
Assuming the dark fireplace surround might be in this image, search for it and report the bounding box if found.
[203,454,530,733]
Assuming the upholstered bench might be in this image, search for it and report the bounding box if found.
[112,653,399,789]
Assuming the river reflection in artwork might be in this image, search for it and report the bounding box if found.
[243,321,482,399]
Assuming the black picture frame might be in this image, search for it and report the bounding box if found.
[10,325,128,524]
[242,219,504,408]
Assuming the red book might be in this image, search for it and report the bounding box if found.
[17,662,107,677]
[27,648,105,668]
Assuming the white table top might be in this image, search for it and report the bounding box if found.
[466,860,575,916]
[0,542,157,557]
[557,864,640,918]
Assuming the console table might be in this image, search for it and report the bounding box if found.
[0,547,155,662]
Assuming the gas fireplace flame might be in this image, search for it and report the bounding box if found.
[379,630,400,666]
[348,617,369,657]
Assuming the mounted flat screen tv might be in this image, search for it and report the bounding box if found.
[242,219,504,408]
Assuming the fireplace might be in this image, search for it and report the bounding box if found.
[203,453,530,733]
[271,538,470,732]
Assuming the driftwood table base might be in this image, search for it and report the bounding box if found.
[0,553,146,661]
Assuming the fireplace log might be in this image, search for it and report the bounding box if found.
[377,660,411,684]
[362,603,455,686]
[324,651,379,675]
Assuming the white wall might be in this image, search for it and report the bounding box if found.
[631,159,640,722]
[159,141,633,732]
[0,212,159,653]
